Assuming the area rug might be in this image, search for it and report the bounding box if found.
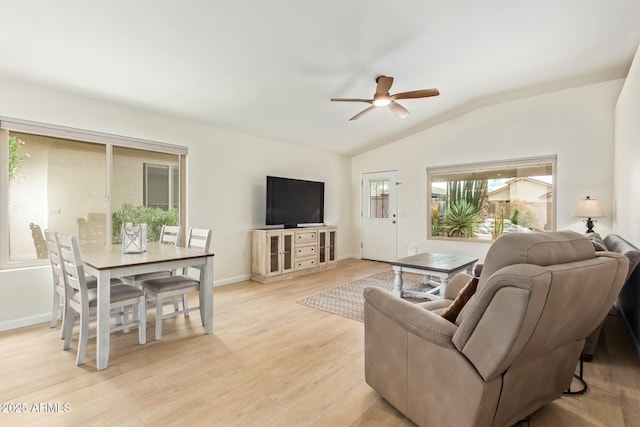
[296,270,435,322]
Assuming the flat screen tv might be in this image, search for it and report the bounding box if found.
[266,176,324,228]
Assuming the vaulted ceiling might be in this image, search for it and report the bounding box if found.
[1,1,639,155]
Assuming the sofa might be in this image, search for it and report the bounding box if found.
[582,233,640,361]
[364,231,628,427]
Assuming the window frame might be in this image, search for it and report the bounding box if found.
[143,163,180,210]
[0,117,188,270]
[426,155,557,242]
[367,178,390,219]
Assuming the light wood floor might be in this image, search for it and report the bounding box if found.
[1,259,639,426]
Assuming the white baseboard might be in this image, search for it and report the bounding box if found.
[1,266,365,332]
[0,313,50,332]
[214,274,251,287]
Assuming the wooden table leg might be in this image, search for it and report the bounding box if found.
[392,266,403,297]
[96,270,111,370]
[439,275,450,298]
[200,256,214,334]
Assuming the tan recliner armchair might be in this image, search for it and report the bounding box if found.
[364,231,628,427]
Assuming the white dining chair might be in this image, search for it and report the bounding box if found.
[46,229,67,332]
[140,227,212,340]
[57,233,146,366]
[121,225,183,319]
[46,229,122,338]
[121,225,183,288]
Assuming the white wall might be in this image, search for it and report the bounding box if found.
[352,79,624,264]
[0,75,353,331]
[1,71,630,331]
[614,44,640,247]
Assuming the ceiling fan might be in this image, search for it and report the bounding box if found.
[331,75,439,121]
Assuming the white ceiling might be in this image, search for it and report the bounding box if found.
[1,1,639,156]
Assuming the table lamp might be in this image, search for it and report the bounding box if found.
[572,196,604,233]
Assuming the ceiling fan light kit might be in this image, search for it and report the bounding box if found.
[331,75,439,121]
[372,96,391,107]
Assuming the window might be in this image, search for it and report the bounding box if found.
[368,179,390,219]
[143,163,179,210]
[1,118,187,269]
[427,156,556,241]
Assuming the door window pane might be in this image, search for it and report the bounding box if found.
[269,235,279,273]
[319,232,326,263]
[369,180,389,218]
[283,233,292,270]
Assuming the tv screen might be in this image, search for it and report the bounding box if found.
[266,176,324,227]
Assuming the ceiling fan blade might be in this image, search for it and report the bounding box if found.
[330,97,373,103]
[388,101,409,119]
[375,76,394,96]
[349,105,377,121]
[392,88,440,100]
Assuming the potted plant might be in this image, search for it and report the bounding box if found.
[8,136,26,181]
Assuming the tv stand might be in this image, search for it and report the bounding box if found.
[251,226,337,284]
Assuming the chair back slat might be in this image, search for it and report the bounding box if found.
[45,230,63,287]
[186,228,212,252]
[160,225,182,246]
[56,234,89,297]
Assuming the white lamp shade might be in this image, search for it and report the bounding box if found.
[572,197,605,218]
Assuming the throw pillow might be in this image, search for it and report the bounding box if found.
[440,276,479,323]
[586,232,607,252]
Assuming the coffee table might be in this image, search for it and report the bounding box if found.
[391,253,478,300]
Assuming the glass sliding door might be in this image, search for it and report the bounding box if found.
[1,119,188,269]
[111,146,181,244]
[7,132,106,262]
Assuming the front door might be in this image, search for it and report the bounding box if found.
[361,171,398,262]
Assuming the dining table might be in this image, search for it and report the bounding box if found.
[80,242,215,370]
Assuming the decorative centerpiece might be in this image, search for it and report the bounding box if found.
[122,222,147,253]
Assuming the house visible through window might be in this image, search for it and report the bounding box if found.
[427,156,556,241]
[143,163,179,210]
